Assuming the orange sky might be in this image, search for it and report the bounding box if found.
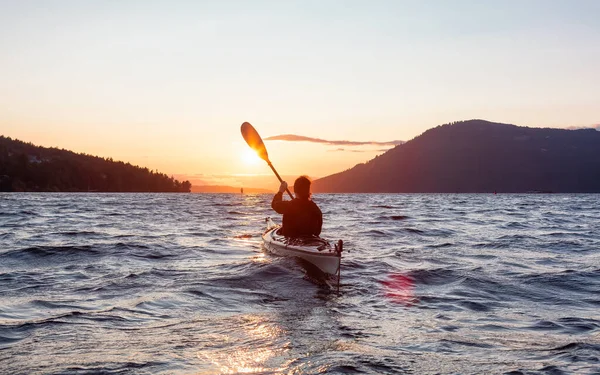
[2,116,399,190]
[1,2,599,190]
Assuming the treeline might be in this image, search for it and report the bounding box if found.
[0,136,191,192]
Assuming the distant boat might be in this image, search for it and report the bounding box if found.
[241,188,244,194]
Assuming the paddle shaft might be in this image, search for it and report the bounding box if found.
[268,161,294,199]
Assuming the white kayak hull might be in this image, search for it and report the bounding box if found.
[262,219,342,276]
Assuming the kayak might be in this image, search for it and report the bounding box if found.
[262,217,343,277]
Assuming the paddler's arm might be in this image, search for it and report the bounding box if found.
[271,181,290,214]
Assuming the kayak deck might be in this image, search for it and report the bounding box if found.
[262,218,343,277]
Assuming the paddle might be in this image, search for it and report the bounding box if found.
[240,122,294,199]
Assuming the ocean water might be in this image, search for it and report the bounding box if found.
[1,193,599,375]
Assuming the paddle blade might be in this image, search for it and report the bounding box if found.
[241,122,269,162]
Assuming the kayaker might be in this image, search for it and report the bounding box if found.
[271,176,322,237]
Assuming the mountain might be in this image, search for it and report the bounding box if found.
[191,185,273,193]
[0,136,191,192]
[312,120,600,193]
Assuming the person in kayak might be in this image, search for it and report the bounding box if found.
[271,175,322,237]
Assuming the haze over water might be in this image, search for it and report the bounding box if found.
[1,193,599,374]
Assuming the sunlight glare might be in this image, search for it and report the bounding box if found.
[242,148,261,165]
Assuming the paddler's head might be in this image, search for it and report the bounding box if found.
[293,175,312,200]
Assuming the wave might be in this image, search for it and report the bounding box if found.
[1,245,99,260]
[1,193,599,374]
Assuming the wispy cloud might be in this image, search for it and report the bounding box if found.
[327,148,370,153]
[265,134,404,147]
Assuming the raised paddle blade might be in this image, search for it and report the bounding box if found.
[240,122,269,162]
[240,121,294,199]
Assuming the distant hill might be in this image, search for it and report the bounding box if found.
[313,120,600,193]
[0,136,191,192]
[192,185,273,193]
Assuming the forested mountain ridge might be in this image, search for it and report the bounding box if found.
[312,120,600,193]
[0,136,191,192]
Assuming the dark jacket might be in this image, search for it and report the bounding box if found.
[271,192,322,237]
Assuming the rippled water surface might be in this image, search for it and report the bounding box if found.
[1,193,599,374]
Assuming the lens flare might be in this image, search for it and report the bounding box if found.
[382,273,416,306]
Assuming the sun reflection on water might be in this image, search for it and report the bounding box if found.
[197,314,290,374]
[250,251,269,264]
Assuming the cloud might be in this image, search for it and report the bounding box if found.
[265,134,404,147]
[327,148,370,153]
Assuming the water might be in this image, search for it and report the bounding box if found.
[1,193,599,375]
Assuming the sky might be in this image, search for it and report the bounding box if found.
[1,0,599,189]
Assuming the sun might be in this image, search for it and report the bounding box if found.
[241,148,261,165]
